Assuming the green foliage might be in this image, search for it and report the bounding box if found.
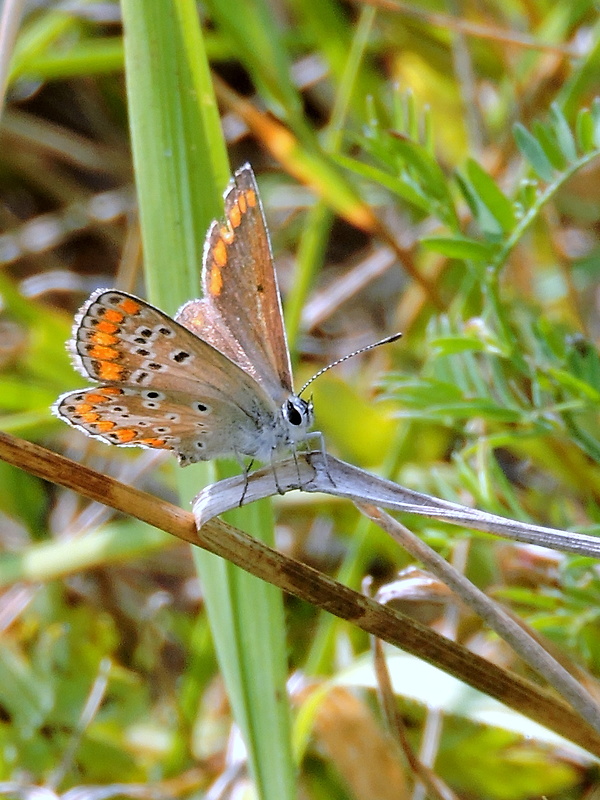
[1,0,600,796]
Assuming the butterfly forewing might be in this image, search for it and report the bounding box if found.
[54,289,283,463]
[70,289,271,402]
[176,165,293,400]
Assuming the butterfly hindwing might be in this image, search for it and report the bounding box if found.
[54,384,267,464]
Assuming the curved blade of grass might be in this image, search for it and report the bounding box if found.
[286,5,377,350]
[15,33,233,82]
[0,0,27,116]
[120,2,296,798]
[8,3,74,81]
[16,37,125,80]
[205,0,303,123]
[287,0,382,121]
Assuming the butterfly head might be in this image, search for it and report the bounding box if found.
[282,394,314,443]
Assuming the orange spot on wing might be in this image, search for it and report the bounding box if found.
[88,345,119,360]
[96,420,117,432]
[75,403,92,414]
[81,411,99,423]
[85,393,110,404]
[238,193,247,214]
[209,266,223,296]
[97,362,125,381]
[103,309,124,323]
[101,386,123,396]
[228,203,242,228]
[213,238,227,267]
[209,239,227,297]
[91,331,118,346]
[139,437,168,448]
[246,188,256,207]
[119,297,141,315]
[95,320,119,334]
[115,428,137,443]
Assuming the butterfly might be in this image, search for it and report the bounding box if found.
[53,164,314,468]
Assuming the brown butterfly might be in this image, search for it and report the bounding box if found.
[53,164,314,466]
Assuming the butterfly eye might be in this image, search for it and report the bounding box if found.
[285,399,305,427]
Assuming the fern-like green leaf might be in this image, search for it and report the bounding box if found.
[513,123,554,181]
[590,97,600,147]
[550,103,578,161]
[390,134,452,205]
[465,159,516,233]
[532,121,567,171]
[455,171,505,240]
[576,107,595,152]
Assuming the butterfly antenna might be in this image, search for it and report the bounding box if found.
[298,332,402,397]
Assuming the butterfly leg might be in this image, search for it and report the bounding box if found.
[237,455,254,507]
[269,447,289,495]
[305,430,335,487]
[290,444,303,490]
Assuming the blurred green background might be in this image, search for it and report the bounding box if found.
[1,0,600,797]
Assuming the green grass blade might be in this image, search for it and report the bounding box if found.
[286,5,376,350]
[121,0,227,310]
[120,2,296,797]
[206,0,303,122]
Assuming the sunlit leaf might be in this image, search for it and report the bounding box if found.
[421,235,494,261]
[465,159,516,232]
